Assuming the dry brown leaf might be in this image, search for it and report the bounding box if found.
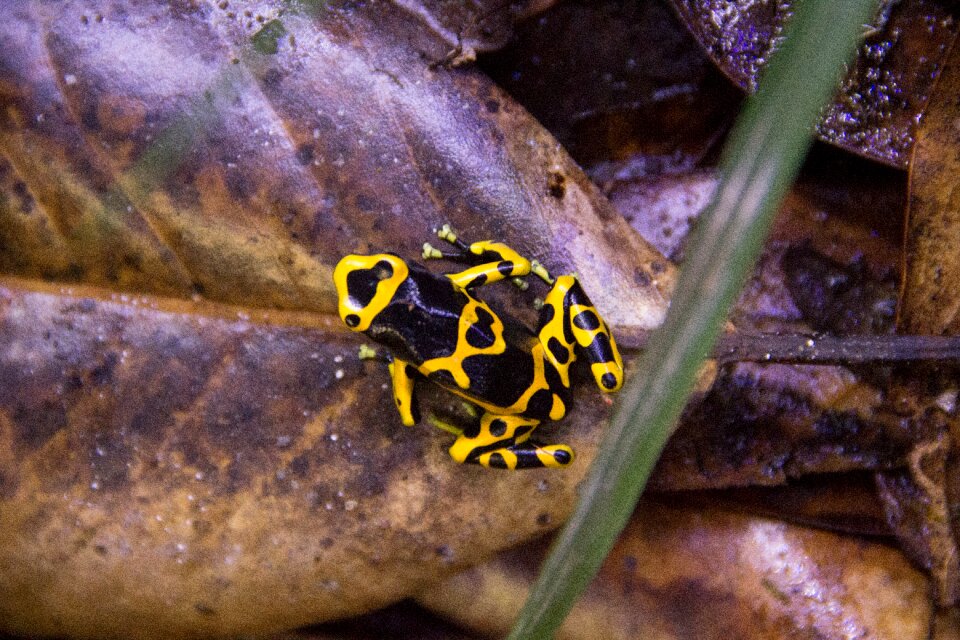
[902,26,960,334]
[0,278,621,638]
[883,25,960,607]
[877,426,959,605]
[0,1,672,325]
[605,170,717,263]
[652,360,910,490]
[934,607,960,640]
[417,500,932,640]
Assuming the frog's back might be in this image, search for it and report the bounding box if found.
[367,264,567,421]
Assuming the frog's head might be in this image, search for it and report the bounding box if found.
[334,253,409,332]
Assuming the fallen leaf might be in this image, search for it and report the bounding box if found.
[902,20,960,335]
[652,360,907,490]
[482,0,741,172]
[0,278,622,638]
[877,428,959,604]
[0,1,672,326]
[668,0,959,168]
[603,147,911,492]
[883,26,960,606]
[604,169,717,263]
[418,500,932,640]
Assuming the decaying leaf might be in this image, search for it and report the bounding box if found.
[417,500,932,640]
[605,169,717,263]
[599,145,911,492]
[668,0,959,168]
[0,278,622,638]
[0,0,672,326]
[902,24,960,335]
[874,379,960,607]
[882,27,960,606]
[0,0,673,637]
[877,427,959,604]
[934,608,960,640]
[482,0,741,173]
[652,360,910,490]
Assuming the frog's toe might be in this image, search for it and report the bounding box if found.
[533,444,574,468]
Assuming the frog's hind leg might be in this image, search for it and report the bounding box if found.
[538,275,624,393]
[448,412,574,469]
[475,441,574,470]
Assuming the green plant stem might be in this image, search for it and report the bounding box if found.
[506,2,878,638]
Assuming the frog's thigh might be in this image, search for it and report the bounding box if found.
[447,413,537,463]
[447,414,573,469]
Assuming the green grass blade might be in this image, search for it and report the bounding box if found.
[507,2,878,638]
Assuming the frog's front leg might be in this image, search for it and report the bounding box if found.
[388,358,420,426]
[448,413,574,469]
[363,346,421,426]
[443,259,532,290]
[423,225,539,290]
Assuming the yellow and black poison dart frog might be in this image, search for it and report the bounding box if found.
[333,225,624,470]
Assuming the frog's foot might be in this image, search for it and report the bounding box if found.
[358,343,390,362]
[436,223,463,246]
[474,442,574,470]
[423,224,471,258]
[528,259,554,286]
[426,412,465,436]
[422,241,460,261]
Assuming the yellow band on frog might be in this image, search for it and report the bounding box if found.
[333,254,409,332]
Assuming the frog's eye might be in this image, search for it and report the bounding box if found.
[346,259,394,310]
[346,273,377,309]
[373,261,394,282]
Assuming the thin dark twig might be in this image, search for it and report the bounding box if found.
[714,333,960,365]
[614,329,960,365]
